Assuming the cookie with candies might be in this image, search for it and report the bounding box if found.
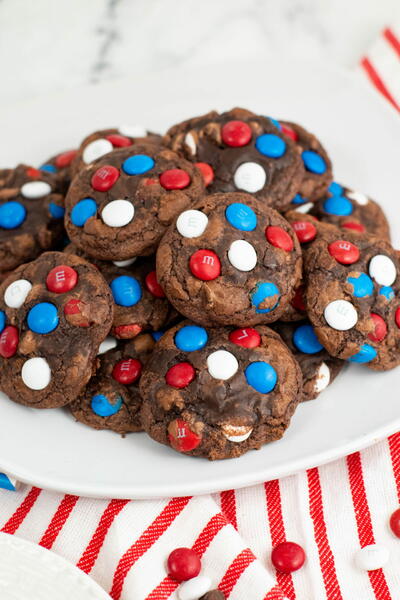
[64,243,173,338]
[309,181,390,240]
[304,227,400,370]
[71,126,162,175]
[0,252,113,408]
[157,192,302,327]
[0,165,65,275]
[65,145,205,260]
[140,321,302,460]
[40,149,78,190]
[70,333,155,434]
[163,107,304,212]
[272,321,345,401]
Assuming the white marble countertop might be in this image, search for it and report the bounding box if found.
[0,0,399,106]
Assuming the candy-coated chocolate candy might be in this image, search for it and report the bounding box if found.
[281,124,297,141]
[71,198,97,227]
[0,311,5,334]
[46,265,78,293]
[329,181,343,195]
[145,270,165,298]
[266,226,293,251]
[40,163,57,173]
[368,313,387,342]
[113,324,142,338]
[175,325,208,352]
[389,508,400,538]
[229,327,261,348]
[55,149,77,168]
[166,363,195,388]
[354,544,389,571]
[291,285,306,312]
[167,547,201,582]
[347,190,369,205]
[118,124,147,137]
[221,120,252,147]
[4,279,32,308]
[222,424,253,443]
[207,350,238,380]
[348,344,377,363]
[49,202,65,219]
[21,357,51,390]
[396,307,400,329]
[228,239,257,271]
[324,300,358,330]
[113,257,136,267]
[323,195,353,216]
[63,299,90,327]
[0,326,18,358]
[20,181,51,199]
[91,393,122,417]
[112,358,142,384]
[0,201,26,229]
[110,276,142,307]
[195,162,214,187]
[347,273,374,298]
[293,324,323,354]
[98,337,118,354]
[151,331,163,341]
[27,302,59,334]
[91,165,120,192]
[101,199,134,227]
[342,221,366,233]
[233,162,266,193]
[291,193,306,205]
[292,221,316,243]
[302,150,326,174]
[83,139,113,164]
[26,167,41,178]
[189,250,221,281]
[225,203,257,231]
[105,133,132,147]
[328,240,360,265]
[380,286,394,301]
[176,209,208,238]
[271,541,306,574]
[251,282,280,313]
[184,133,196,154]
[122,154,155,175]
[245,361,277,393]
[314,362,331,392]
[369,255,396,286]
[168,419,202,452]
[256,133,286,158]
[159,168,191,190]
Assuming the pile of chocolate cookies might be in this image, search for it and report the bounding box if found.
[0,108,397,460]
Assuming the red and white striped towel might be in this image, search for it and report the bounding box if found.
[1,26,400,600]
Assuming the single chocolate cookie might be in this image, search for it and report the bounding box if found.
[163,107,304,212]
[0,166,65,273]
[71,126,162,175]
[65,243,172,338]
[309,181,390,240]
[0,251,113,408]
[70,332,155,434]
[157,192,302,327]
[40,149,78,190]
[272,321,344,401]
[140,321,302,460]
[65,145,205,260]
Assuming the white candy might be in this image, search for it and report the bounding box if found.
[118,124,147,138]
[178,575,212,600]
[4,279,32,308]
[222,424,253,443]
[207,350,239,380]
[184,132,196,155]
[113,257,137,267]
[98,337,118,355]
[324,300,358,331]
[369,254,396,286]
[295,202,314,214]
[354,544,389,571]
[82,138,113,164]
[20,181,51,199]
[228,239,257,271]
[102,200,134,228]
[314,362,330,393]
[176,210,208,238]
[233,162,266,193]
[21,357,51,390]
[347,190,369,206]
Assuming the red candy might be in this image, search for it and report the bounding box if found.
[159,169,191,190]
[46,265,78,294]
[113,324,142,339]
[145,270,165,298]
[292,221,317,244]
[167,548,201,582]
[271,541,306,574]
[328,240,360,265]
[342,221,366,233]
[165,362,195,388]
[26,167,41,179]
[0,326,18,358]
[91,165,120,192]
[112,358,142,385]
[368,313,387,342]
[229,328,261,348]
[390,508,400,538]
[395,307,400,329]
[63,299,90,327]
[266,226,294,252]
[55,150,77,168]
[281,124,298,141]
[168,419,202,452]
[144,178,158,186]
[189,250,221,281]
[221,120,252,147]
[291,285,306,312]
[106,134,132,148]
[195,162,214,187]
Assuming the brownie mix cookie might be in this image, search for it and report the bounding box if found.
[70,332,155,434]
[157,192,302,327]
[65,144,205,260]
[40,149,78,190]
[140,321,302,460]
[272,321,344,401]
[163,107,304,211]
[0,251,113,408]
[0,165,65,275]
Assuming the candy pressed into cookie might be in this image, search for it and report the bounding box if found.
[40,149,78,190]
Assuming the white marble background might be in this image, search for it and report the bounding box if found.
[0,0,399,106]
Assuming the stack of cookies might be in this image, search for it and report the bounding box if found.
[0,108,397,460]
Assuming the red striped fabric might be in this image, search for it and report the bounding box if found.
[383,27,400,58]
[361,57,400,112]
[1,487,41,534]
[218,548,256,597]
[389,432,400,502]
[220,489,237,530]
[39,494,79,549]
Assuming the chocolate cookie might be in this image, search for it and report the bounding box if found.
[71,126,162,175]
[163,107,304,211]
[140,321,302,460]
[0,165,65,274]
[65,145,205,260]
[272,321,344,401]
[0,251,113,408]
[309,181,390,239]
[40,149,78,190]
[157,192,302,327]
[65,243,172,338]
[69,332,155,434]
[304,228,400,370]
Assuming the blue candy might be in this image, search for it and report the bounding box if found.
[245,361,277,393]
[0,201,26,229]
[328,181,343,196]
[151,331,164,342]
[291,193,307,205]
[292,324,323,354]
[347,273,374,298]
[110,276,142,306]
[348,344,377,364]
[323,195,353,216]
[27,302,59,334]
[40,163,57,173]
[379,286,394,301]
[255,134,286,158]
[122,154,155,175]
[91,394,122,417]
[268,117,282,131]
[49,202,65,219]
[0,473,16,491]
[71,198,97,227]
[302,150,327,174]
[225,203,257,231]
[0,310,5,334]
[251,282,280,313]
[175,325,208,352]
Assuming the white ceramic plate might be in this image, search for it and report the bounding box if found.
[1,59,400,499]
[0,533,110,599]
